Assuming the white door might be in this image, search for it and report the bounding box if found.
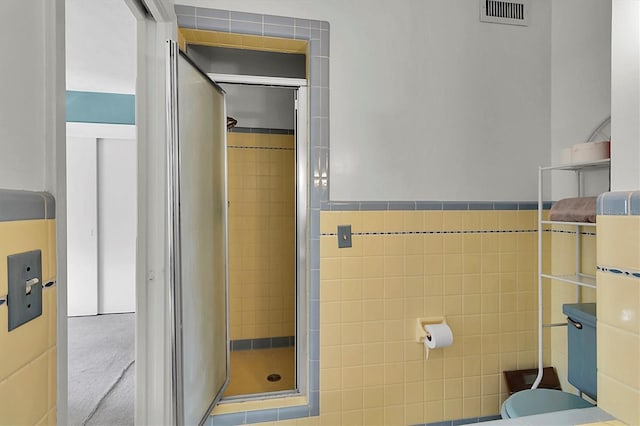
[98,138,137,313]
[66,137,99,316]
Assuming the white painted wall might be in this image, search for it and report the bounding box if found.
[0,2,46,190]
[66,0,136,93]
[550,0,612,200]
[182,0,553,201]
[611,0,640,191]
[220,84,295,130]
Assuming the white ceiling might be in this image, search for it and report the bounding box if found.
[66,0,136,94]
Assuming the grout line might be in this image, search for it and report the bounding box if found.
[82,360,135,426]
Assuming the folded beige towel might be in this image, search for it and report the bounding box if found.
[549,196,597,223]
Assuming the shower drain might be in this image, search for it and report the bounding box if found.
[267,373,282,382]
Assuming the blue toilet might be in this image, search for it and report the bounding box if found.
[501,303,597,419]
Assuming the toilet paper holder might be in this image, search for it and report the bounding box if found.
[415,316,447,343]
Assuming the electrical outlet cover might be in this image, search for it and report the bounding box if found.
[7,250,42,331]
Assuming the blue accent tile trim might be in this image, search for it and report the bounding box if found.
[389,201,417,210]
[247,408,278,424]
[602,191,629,215]
[229,127,294,135]
[278,405,309,420]
[631,191,640,215]
[418,415,502,426]
[453,418,480,425]
[518,201,538,210]
[309,390,319,415]
[493,202,518,210]
[210,412,246,425]
[230,11,262,23]
[231,339,251,351]
[478,415,502,422]
[417,201,444,210]
[271,336,290,348]
[443,201,469,210]
[246,408,278,424]
[230,336,296,351]
[358,201,388,211]
[196,8,228,19]
[325,200,553,212]
[0,190,54,222]
[66,91,135,125]
[174,4,195,16]
[42,192,56,219]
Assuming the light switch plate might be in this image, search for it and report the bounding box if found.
[7,250,42,331]
[337,225,352,248]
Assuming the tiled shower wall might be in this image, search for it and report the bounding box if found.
[228,131,296,341]
[596,191,640,425]
[0,190,57,425]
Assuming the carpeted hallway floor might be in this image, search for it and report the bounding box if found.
[68,313,135,426]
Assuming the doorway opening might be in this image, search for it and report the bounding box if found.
[65,0,137,423]
[222,82,301,397]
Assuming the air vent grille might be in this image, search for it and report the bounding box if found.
[480,0,530,26]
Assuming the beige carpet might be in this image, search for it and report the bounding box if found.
[68,313,135,426]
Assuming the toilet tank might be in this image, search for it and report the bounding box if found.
[562,303,597,400]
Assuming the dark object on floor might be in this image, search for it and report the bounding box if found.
[503,366,562,395]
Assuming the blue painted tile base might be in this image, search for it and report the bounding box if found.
[416,415,502,426]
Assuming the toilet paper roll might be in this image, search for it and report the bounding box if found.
[424,323,454,349]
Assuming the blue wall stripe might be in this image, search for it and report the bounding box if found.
[66,91,135,125]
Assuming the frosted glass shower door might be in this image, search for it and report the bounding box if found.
[167,41,229,425]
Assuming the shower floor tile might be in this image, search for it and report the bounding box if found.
[224,347,295,396]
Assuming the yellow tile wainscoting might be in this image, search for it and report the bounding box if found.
[0,219,57,425]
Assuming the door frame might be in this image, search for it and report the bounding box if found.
[211,73,309,402]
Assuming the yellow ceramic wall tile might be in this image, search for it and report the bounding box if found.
[384,234,404,256]
[0,303,49,382]
[0,352,49,425]
[341,388,364,411]
[480,211,499,231]
[406,402,425,425]
[461,211,481,231]
[444,398,463,420]
[362,235,384,257]
[362,211,385,234]
[442,211,462,232]
[404,211,424,232]
[498,211,519,231]
[598,373,640,426]
[598,323,640,389]
[363,407,384,425]
[597,272,640,334]
[383,384,404,406]
[424,211,443,231]
[341,211,363,234]
[424,400,444,422]
[383,404,404,425]
[598,216,640,270]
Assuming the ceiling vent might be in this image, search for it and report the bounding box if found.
[480,0,530,27]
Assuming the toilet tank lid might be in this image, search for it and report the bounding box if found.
[562,303,596,327]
